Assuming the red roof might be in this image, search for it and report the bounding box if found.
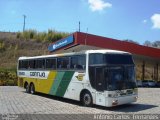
[74,32,160,59]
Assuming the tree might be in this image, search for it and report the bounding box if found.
[153,41,160,48]
[124,39,139,44]
[144,40,153,47]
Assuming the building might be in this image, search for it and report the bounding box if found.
[48,32,160,81]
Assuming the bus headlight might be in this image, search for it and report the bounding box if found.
[112,100,118,106]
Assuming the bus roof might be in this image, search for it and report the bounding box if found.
[86,49,129,54]
[18,49,130,60]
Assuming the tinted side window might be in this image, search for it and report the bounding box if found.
[18,60,23,69]
[29,60,35,69]
[70,55,86,70]
[105,54,134,64]
[36,59,45,69]
[89,53,104,65]
[57,57,69,69]
[20,60,28,69]
[46,58,56,69]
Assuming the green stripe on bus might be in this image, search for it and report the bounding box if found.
[56,71,74,97]
[49,72,65,95]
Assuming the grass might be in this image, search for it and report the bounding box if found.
[16,29,70,43]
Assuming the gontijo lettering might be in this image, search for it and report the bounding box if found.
[30,72,45,77]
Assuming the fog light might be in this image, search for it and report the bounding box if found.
[112,100,118,106]
[134,96,138,101]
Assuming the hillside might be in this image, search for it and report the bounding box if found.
[0,30,69,85]
[0,30,69,69]
[0,36,48,68]
[0,32,17,39]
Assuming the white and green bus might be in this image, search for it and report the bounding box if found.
[17,50,138,107]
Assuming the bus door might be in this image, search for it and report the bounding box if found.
[95,67,105,106]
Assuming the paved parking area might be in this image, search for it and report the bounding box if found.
[0,86,160,119]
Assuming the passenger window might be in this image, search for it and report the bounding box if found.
[57,57,70,69]
[35,59,45,69]
[28,60,35,69]
[71,55,86,70]
[46,58,56,69]
[19,60,23,69]
[20,60,28,69]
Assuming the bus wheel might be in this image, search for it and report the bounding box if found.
[26,84,30,93]
[30,83,35,94]
[82,92,93,107]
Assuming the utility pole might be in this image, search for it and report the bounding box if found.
[85,28,88,45]
[23,15,26,32]
[79,21,80,32]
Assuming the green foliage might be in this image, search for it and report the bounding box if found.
[0,68,17,86]
[16,32,21,39]
[144,40,160,48]
[16,29,70,43]
[124,39,139,44]
[0,40,5,51]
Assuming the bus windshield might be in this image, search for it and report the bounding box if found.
[89,53,137,91]
[106,66,136,90]
[105,54,134,65]
[105,54,137,90]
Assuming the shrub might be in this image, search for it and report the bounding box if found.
[0,69,17,86]
[16,29,70,43]
[0,40,5,52]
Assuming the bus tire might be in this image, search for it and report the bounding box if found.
[26,84,30,93]
[81,91,93,107]
[30,83,35,94]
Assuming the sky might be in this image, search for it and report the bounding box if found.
[0,0,160,44]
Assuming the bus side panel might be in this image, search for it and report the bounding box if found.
[18,77,24,87]
[36,71,57,94]
[63,72,88,101]
[49,71,75,97]
[63,82,84,101]
[49,72,65,95]
[55,71,75,97]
